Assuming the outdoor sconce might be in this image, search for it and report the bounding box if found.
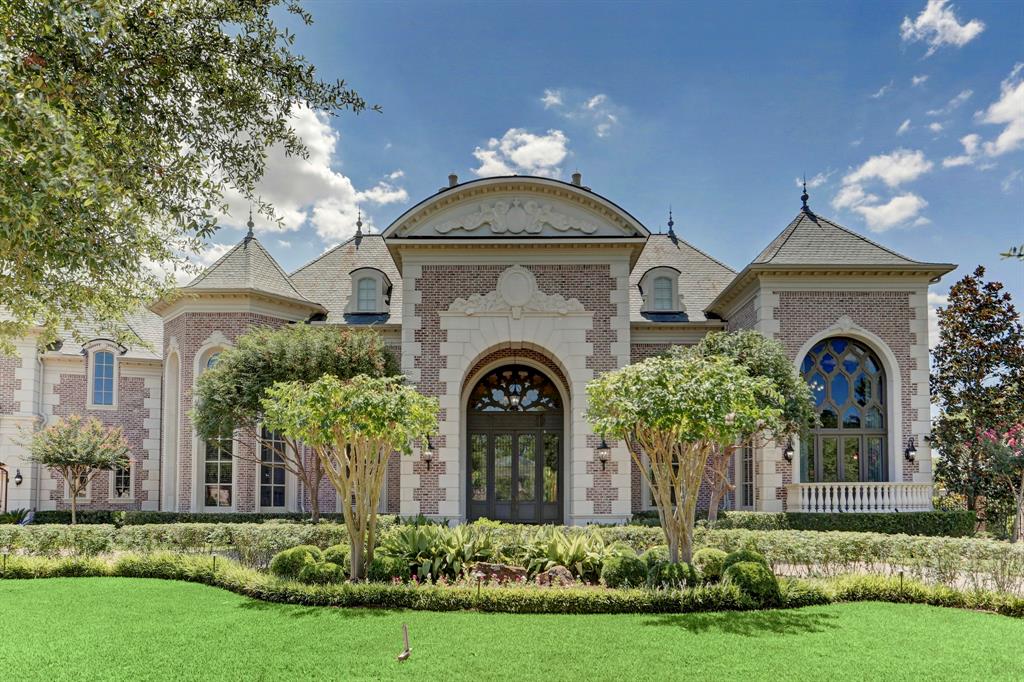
[783,441,795,462]
[596,439,611,471]
[904,437,917,462]
[423,438,435,471]
[14,470,23,486]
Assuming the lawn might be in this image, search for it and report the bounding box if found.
[1,579,1022,681]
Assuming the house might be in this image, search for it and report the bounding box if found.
[0,174,955,522]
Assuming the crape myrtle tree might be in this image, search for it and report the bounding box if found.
[192,325,399,522]
[0,1,375,352]
[27,415,131,524]
[684,331,817,522]
[979,425,1024,543]
[586,350,782,564]
[931,266,1024,524]
[261,375,437,580]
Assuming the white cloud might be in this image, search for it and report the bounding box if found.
[897,119,912,135]
[912,74,930,87]
[852,193,930,232]
[900,0,985,56]
[472,128,570,178]
[195,242,233,267]
[387,169,405,181]
[928,122,944,133]
[831,183,878,211]
[843,149,934,188]
[218,105,408,244]
[541,89,563,109]
[277,239,291,248]
[927,89,972,116]
[1003,169,1023,194]
[850,138,864,147]
[585,94,607,110]
[942,133,982,167]
[871,82,894,99]
[928,292,949,348]
[978,63,1024,157]
[794,170,835,189]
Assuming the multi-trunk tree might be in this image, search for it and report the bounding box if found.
[27,415,131,524]
[587,349,783,564]
[261,374,437,580]
[192,325,400,522]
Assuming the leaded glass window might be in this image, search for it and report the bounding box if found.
[468,366,562,412]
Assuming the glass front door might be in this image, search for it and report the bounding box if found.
[805,434,887,482]
[467,428,561,523]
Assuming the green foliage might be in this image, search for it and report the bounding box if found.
[707,511,977,537]
[692,548,728,582]
[0,509,30,525]
[0,0,374,350]
[648,561,700,589]
[523,527,608,582]
[640,545,669,568]
[722,548,771,572]
[297,561,346,585]
[723,561,781,606]
[601,555,648,588]
[378,524,496,581]
[322,544,350,571]
[268,545,322,580]
[367,555,411,583]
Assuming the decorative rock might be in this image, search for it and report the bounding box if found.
[535,565,574,587]
[470,562,528,583]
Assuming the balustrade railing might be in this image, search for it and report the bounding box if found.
[785,482,933,513]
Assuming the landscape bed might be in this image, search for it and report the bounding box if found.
[1,578,1023,681]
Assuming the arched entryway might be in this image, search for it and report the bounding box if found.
[466,364,564,523]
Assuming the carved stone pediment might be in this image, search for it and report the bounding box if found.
[435,198,598,235]
[447,266,586,319]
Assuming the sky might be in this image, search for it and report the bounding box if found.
[202,0,1023,334]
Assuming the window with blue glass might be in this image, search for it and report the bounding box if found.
[92,351,115,405]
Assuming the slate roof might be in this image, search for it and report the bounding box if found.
[290,234,402,325]
[629,234,736,323]
[53,307,164,360]
[186,235,316,305]
[752,209,923,266]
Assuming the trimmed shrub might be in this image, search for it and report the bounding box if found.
[723,561,781,606]
[722,548,770,571]
[298,561,346,585]
[710,511,977,538]
[322,544,350,571]
[601,555,648,588]
[269,545,323,580]
[367,555,412,583]
[692,548,728,582]
[648,561,700,589]
[640,545,669,568]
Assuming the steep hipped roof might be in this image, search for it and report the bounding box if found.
[185,234,315,305]
[752,210,924,266]
[50,307,165,360]
[629,234,736,323]
[290,233,402,325]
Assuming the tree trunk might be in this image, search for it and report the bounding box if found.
[707,485,723,524]
[70,493,77,525]
[308,481,320,524]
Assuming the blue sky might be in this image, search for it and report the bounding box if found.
[208,0,1023,319]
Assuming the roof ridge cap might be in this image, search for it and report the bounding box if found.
[756,213,804,264]
[246,236,310,300]
[289,233,385,276]
[656,233,738,274]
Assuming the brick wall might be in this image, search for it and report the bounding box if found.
[727,297,757,331]
[0,355,18,414]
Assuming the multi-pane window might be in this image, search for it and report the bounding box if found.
[357,277,377,312]
[801,337,887,482]
[113,464,131,499]
[204,432,232,508]
[260,428,287,509]
[92,351,114,405]
[653,277,674,311]
[206,352,221,370]
[741,444,754,508]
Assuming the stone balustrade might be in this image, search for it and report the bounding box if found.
[785,482,933,513]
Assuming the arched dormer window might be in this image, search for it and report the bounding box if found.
[346,267,392,315]
[638,266,682,314]
[83,340,123,409]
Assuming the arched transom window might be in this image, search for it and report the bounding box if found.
[469,366,562,412]
[800,337,887,482]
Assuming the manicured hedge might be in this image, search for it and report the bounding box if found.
[2,553,1022,618]
[30,510,352,526]
[711,511,977,538]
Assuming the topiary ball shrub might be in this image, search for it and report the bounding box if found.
[269,545,323,580]
[640,545,669,568]
[601,555,648,588]
[298,560,346,585]
[692,548,728,582]
[367,555,412,583]
[322,544,350,572]
[722,561,780,606]
[722,548,770,572]
[605,541,639,558]
[647,561,700,589]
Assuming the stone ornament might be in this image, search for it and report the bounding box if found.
[434,198,598,235]
[447,265,585,319]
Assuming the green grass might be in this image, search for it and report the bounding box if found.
[2,578,1023,681]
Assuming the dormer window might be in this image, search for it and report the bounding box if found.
[346,268,392,316]
[638,266,682,314]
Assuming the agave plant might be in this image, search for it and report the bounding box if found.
[524,527,607,583]
[379,524,447,581]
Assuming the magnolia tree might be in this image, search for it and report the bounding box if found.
[979,425,1024,543]
[27,415,130,524]
[193,325,399,521]
[262,374,437,580]
[684,331,817,522]
[586,351,782,563]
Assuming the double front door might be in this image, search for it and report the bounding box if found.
[467,419,562,524]
[804,434,887,482]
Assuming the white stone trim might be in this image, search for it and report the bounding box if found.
[637,266,682,314]
[161,340,181,512]
[191,333,234,512]
[345,267,392,315]
[84,342,120,410]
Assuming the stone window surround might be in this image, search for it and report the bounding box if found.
[83,340,122,410]
[346,267,392,315]
[109,462,134,502]
[637,266,683,313]
[191,332,237,513]
[256,426,299,512]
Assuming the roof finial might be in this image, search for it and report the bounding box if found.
[801,175,810,213]
[667,206,676,239]
[355,209,363,238]
[245,206,255,240]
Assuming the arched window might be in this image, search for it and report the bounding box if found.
[91,350,115,406]
[357,277,377,312]
[206,352,221,370]
[468,366,562,413]
[653,277,674,311]
[800,337,887,482]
